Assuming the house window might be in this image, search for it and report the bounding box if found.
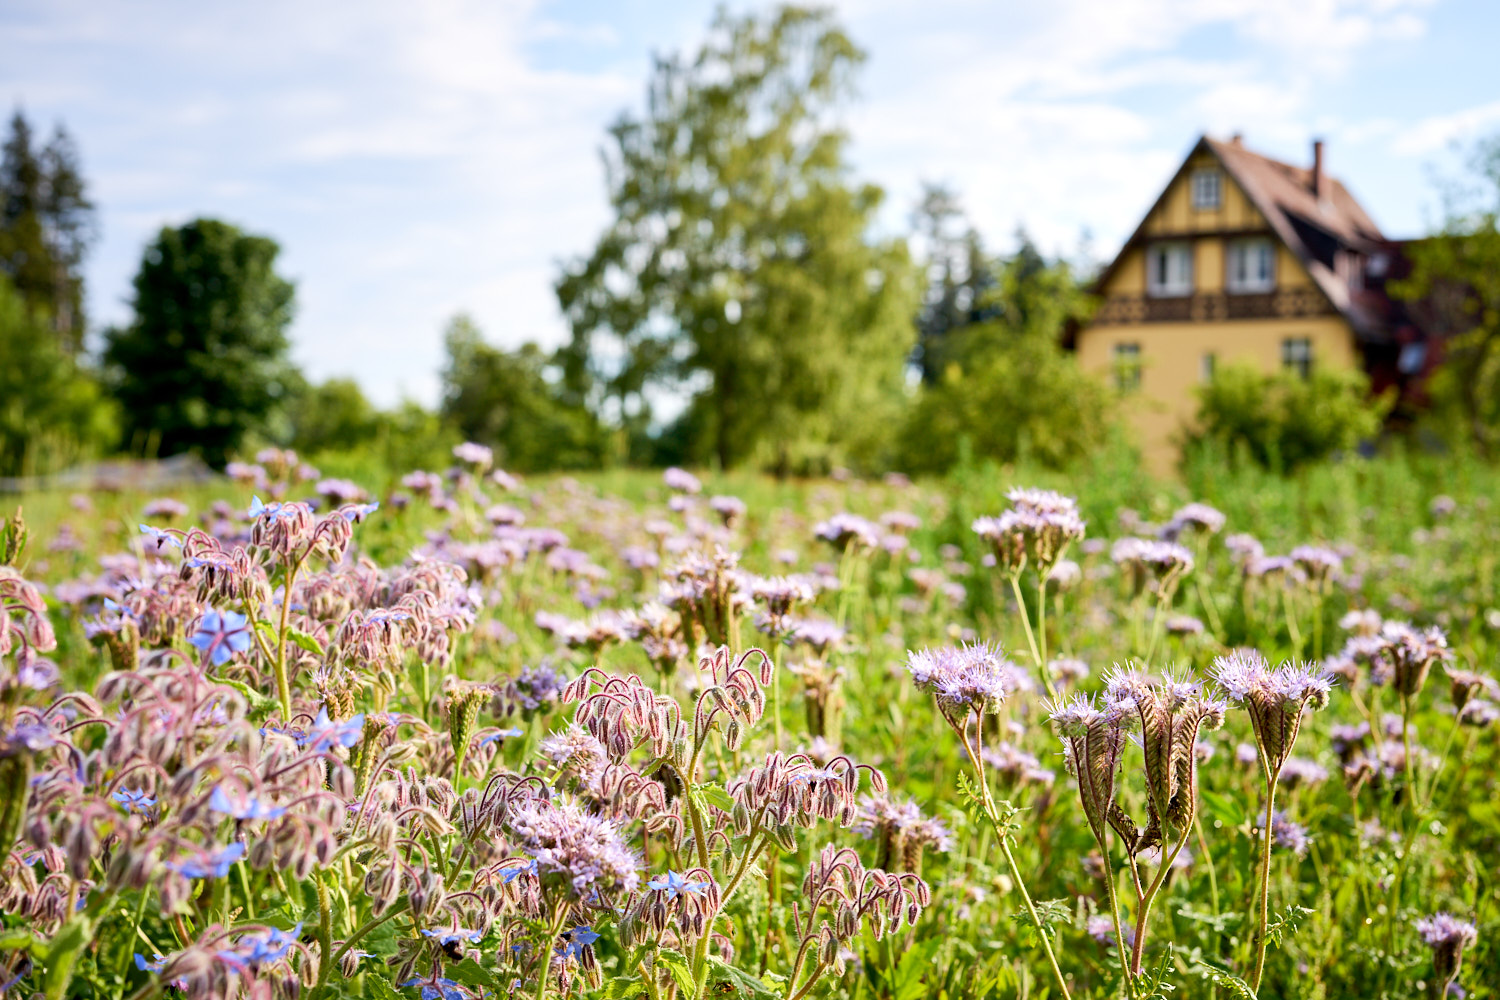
[1201,352,1216,382]
[1146,242,1193,297]
[1282,337,1313,379]
[1227,238,1275,293]
[1113,342,1142,392]
[1191,169,1222,210]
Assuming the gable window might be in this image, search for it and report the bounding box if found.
[1113,342,1142,392]
[1282,337,1313,379]
[1146,242,1193,297]
[1227,238,1275,293]
[1191,169,1222,210]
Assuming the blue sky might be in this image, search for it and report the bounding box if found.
[3,0,1497,406]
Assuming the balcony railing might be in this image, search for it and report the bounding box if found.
[1093,288,1332,325]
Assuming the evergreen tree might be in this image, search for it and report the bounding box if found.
[104,219,297,466]
[911,183,998,383]
[556,5,917,472]
[0,110,94,352]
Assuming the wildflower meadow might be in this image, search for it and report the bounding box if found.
[0,447,1496,999]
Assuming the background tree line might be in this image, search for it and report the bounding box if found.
[3,4,1493,482]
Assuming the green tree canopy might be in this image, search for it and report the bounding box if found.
[0,274,115,475]
[104,218,297,467]
[0,109,94,352]
[1394,133,1500,456]
[556,5,917,473]
[286,377,379,455]
[898,227,1109,472]
[440,315,607,472]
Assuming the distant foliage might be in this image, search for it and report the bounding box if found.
[104,218,298,467]
[898,234,1109,472]
[1395,131,1500,457]
[556,5,917,473]
[0,108,94,353]
[440,315,608,472]
[1185,363,1389,472]
[0,274,115,475]
[285,377,380,456]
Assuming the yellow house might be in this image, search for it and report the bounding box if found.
[1073,134,1409,473]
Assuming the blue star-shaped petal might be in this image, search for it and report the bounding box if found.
[647,870,711,899]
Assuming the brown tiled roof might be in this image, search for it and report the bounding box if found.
[1204,136,1389,338]
[1093,134,1397,342]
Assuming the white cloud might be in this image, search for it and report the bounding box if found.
[1392,99,1500,156]
[0,0,1458,406]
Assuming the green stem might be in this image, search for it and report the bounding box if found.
[322,899,411,985]
[1129,832,1188,976]
[272,559,302,721]
[1008,573,1056,701]
[1250,770,1277,993]
[534,907,570,1000]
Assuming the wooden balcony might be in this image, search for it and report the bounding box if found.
[1093,288,1332,325]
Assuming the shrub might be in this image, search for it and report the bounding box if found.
[1184,363,1390,472]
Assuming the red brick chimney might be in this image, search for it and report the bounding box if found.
[1312,139,1324,199]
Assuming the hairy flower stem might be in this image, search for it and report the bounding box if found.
[1099,850,1137,1000]
[1009,572,1057,701]
[322,899,412,985]
[534,907,570,1000]
[1280,589,1304,659]
[771,641,784,751]
[966,729,1071,1000]
[1250,765,1278,994]
[272,558,302,721]
[1141,594,1169,669]
[1129,833,1188,977]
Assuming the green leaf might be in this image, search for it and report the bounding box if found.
[1193,959,1257,999]
[445,958,500,989]
[365,975,404,1000]
[705,956,781,998]
[694,783,735,813]
[889,938,943,1000]
[213,676,278,715]
[255,619,279,645]
[655,948,696,997]
[288,626,326,657]
[1200,789,1246,829]
[600,976,649,999]
[40,913,95,1000]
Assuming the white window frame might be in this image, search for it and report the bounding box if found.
[1191,169,1222,210]
[1146,242,1193,298]
[1113,342,1142,392]
[1227,238,1276,294]
[1282,337,1313,379]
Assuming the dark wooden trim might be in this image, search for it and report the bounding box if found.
[1091,288,1336,326]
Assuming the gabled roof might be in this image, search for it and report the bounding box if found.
[1094,134,1395,341]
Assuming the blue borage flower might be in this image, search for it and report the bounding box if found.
[112,788,157,814]
[340,501,380,523]
[307,707,364,752]
[558,925,600,961]
[133,953,166,972]
[167,842,246,880]
[400,975,477,1000]
[188,609,253,667]
[498,858,538,883]
[209,785,287,821]
[420,927,483,946]
[247,495,288,522]
[138,524,182,550]
[217,923,301,969]
[646,870,710,899]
